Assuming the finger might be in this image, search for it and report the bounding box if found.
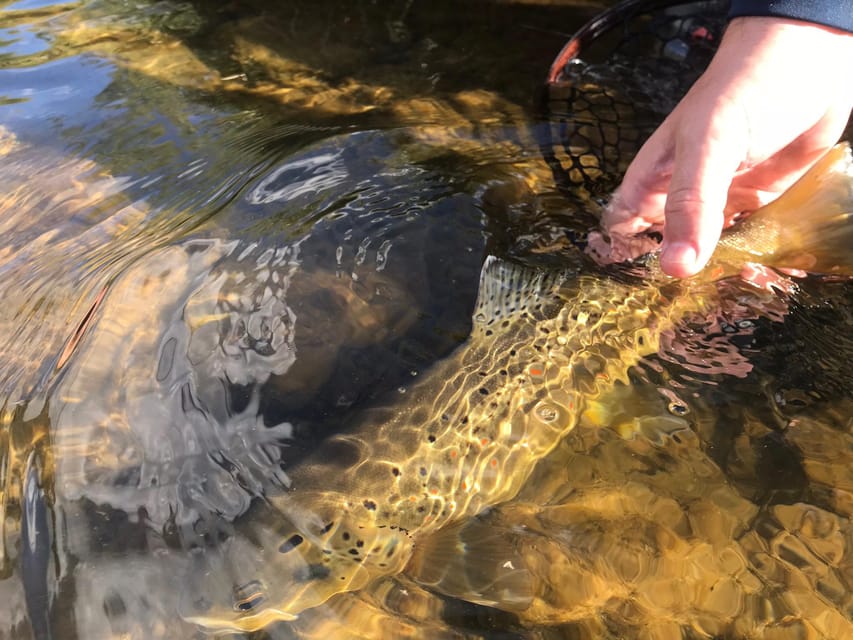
[602,117,676,235]
[660,112,747,278]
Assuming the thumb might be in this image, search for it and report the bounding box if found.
[661,116,746,278]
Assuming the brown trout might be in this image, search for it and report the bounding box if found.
[179,143,853,631]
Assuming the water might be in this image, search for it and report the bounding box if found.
[0,1,851,638]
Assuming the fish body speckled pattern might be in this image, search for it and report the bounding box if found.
[181,254,686,631]
[180,144,853,631]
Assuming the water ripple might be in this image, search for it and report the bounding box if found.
[247,150,348,205]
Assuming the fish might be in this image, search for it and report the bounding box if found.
[178,143,853,632]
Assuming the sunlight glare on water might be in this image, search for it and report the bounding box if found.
[0,1,851,639]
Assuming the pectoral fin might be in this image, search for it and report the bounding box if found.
[407,517,534,612]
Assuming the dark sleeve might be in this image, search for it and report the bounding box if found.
[729,1,853,33]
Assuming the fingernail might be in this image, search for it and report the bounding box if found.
[661,242,698,278]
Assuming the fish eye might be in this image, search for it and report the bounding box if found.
[232,580,267,612]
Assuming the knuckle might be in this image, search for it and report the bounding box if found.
[664,187,708,217]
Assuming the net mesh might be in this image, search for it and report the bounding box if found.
[540,0,728,204]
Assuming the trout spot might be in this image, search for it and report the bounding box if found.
[293,564,331,583]
[278,534,304,554]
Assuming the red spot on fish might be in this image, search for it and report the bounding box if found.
[480,438,489,446]
[449,450,457,458]
[430,488,439,495]
[708,265,725,280]
[529,367,543,376]
[490,459,498,467]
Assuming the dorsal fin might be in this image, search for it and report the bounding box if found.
[471,256,566,339]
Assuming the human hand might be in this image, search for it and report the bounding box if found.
[597,16,853,278]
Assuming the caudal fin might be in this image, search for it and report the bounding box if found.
[719,143,853,275]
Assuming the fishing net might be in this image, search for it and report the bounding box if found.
[540,0,728,206]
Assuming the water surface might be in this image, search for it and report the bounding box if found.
[0,1,851,639]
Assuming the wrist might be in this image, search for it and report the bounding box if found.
[712,17,853,101]
[724,16,853,61]
[729,0,853,34]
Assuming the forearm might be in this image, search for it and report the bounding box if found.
[729,0,853,33]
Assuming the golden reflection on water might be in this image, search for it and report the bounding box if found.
[0,0,851,639]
